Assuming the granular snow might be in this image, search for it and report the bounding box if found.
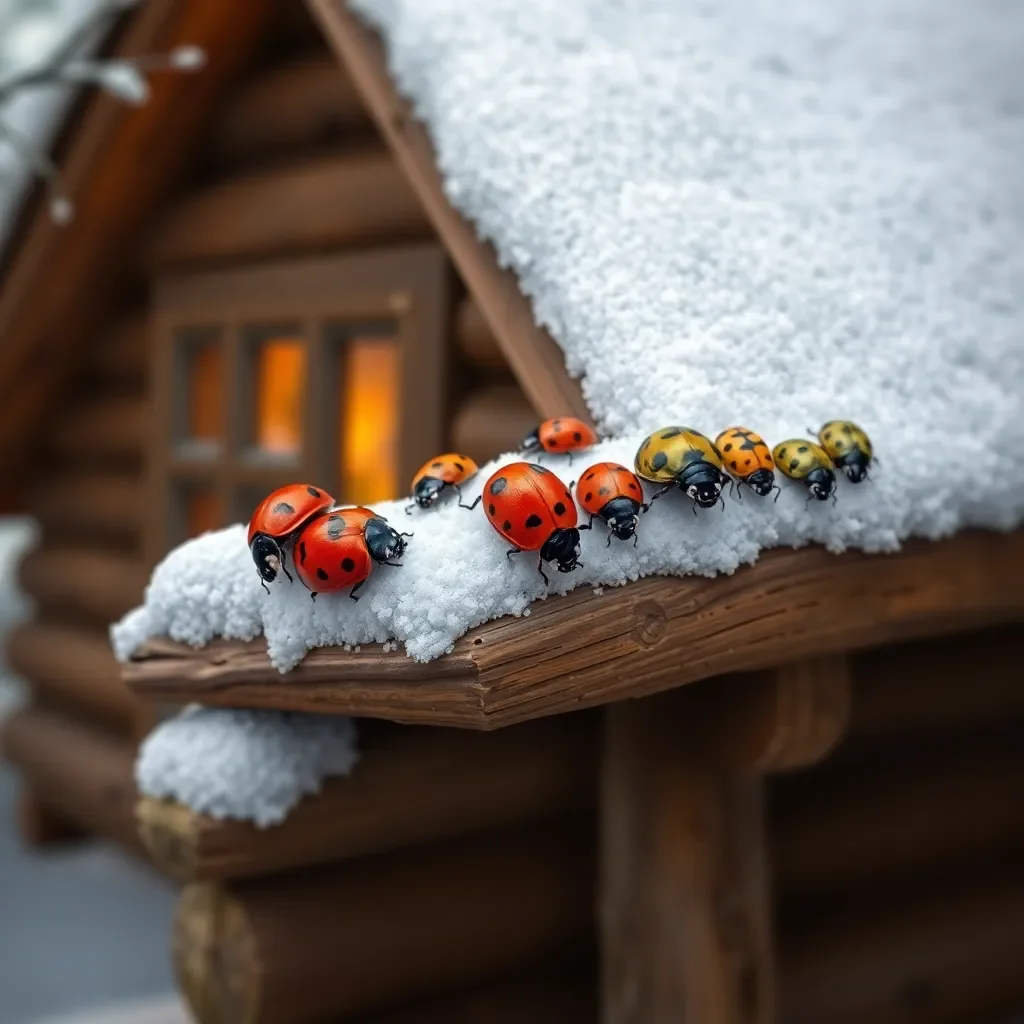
[111,0,1024,669]
[135,705,359,825]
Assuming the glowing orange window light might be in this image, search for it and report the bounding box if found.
[340,337,399,504]
[185,490,222,537]
[186,342,222,446]
[255,339,306,456]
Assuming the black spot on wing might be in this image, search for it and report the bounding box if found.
[490,476,508,495]
[724,442,733,451]
[598,486,610,496]
[525,514,543,528]
[553,502,566,516]
[659,428,682,439]
[585,492,593,502]
[573,431,582,442]
[628,482,639,492]
[316,567,329,581]
[298,542,307,564]
[341,557,355,572]
[585,471,595,480]
[651,451,669,471]
[431,460,444,468]
[327,518,344,539]
[503,519,512,532]
[273,501,295,515]
[488,503,496,516]
[790,458,800,470]
[307,487,321,498]
[454,461,464,473]
[529,464,549,474]
[797,445,809,453]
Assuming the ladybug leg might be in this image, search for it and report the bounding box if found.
[691,499,699,517]
[505,546,522,562]
[648,485,673,505]
[831,492,838,508]
[565,452,574,466]
[578,514,595,532]
[260,580,270,595]
[639,502,651,515]
[718,494,726,511]
[536,557,550,586]
[772,485,782,503]
[455,485,481,511]
[399,532,414,539]
[349,580,364,602]
[279,548,294,583]
[405,501,416,515]
[310,592,318,602]
[606,532,613,548]
[381,560,404,567]
[632,531,639,548]
[731,479,742,501]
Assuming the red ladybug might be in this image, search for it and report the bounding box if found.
[293,507,410,601]
[482,462,582,584]
[248,484,335,589]
[406,452,481,513]
[574,462,649,546]
[520,417,597,465]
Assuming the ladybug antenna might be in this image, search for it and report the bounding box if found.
[405,502,416,515]
[260,580,270,595]
[772,486,782,503]
[399,531,414,538]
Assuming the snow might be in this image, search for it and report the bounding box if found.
[135,705,359,826]
[111,0,1024,669]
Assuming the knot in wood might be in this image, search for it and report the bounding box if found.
[632,600,667,647]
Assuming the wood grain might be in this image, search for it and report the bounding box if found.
[123,530,1024,729]
[0,705,142,854]
[309,0,593,424]
[146,150,432,269]
[173,822,595,1023]
[19,546,148,624]
[32,470,146,547]
[49,394,147,465]
[601,693,774,1024]
[90,309,148,386]
[136,713,597,881]
[454,295,507,370]
[213,54,372,168]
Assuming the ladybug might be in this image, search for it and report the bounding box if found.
[772,439,837,505]
[634,426,727,513]
[520,417,597,465]
[482,462,582,584]
[407,452,481,513]
[814,420,874,483]
[714,427,780,501]
[574,462,648,546]
[293,506,410,601]
[248,484,335,590]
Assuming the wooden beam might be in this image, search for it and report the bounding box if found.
[7,621,142,733]
[145,150,432,270]
[600,689,775,1024]
[173,823,594,1024]
[49,394,147,465]
[17,788,89,848]
[450,383,539,462]
[136,713,597,881]
[212,54,372,168]
[454,295,507,371]
[123,530,1024,729]
[308,0,592,425]
[32,470,146,547]
[0,0,277,484]
[780,873,1024,1024]
[90,310,148,386]
[19,546,148,624]
[773,745,1024,904]
[0,705,142,854]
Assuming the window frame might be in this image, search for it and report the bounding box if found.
[147,243,449,563]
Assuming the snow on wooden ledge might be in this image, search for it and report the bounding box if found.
[121,531,1024,730]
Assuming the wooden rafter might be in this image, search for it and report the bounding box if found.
[307,0,594,426]
[123,529,1024,729]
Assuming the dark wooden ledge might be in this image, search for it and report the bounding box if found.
[122,530,1024,729]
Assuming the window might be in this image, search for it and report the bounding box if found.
[149,246,448,560]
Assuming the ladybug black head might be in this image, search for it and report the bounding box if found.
[250,534,283,583]
[678,462,724,510]
[603,497,640,541]
[841,452,870,483]
[364,518,409,563]
[519,426,541,453]
[746,469,775,497]
[807,467,837,501]
[541,527,582,574]
[413,476,445,508]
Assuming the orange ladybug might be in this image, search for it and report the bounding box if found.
[574,462,648,546]
[407,453,480,513]
[248,484,335,590]
[520,417,597,464]
[293,506,410,601]
[714,427,780,501]
[482,462,581,583]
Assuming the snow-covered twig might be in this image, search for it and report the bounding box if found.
[0,0,205,224]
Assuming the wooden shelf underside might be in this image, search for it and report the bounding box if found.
[121,530,1024,730]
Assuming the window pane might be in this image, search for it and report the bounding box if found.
[340,335,399,504]
[173,485,223,542]
[175,328,223,458]
[243,329,306,463]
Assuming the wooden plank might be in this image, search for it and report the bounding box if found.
[0,0,277,484]
[123,530,1024,729]
[136,713,597,881]
[454,295,507,370]
[49,394,147,465]
[308,0,593,425]
[450,383,539,462]
[172,822,595,1023]
[7,621,141,733]
[0,705,142,854]
[145,150,432,269]
[212,54,372,168]
[32,469,145,547]
[601,689,775,1024]
[91,310,148,386]
[19,546,148,624]
[780,873,1024,1024]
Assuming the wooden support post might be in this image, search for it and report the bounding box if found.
[600,656,849,1024]
[17,787,88,847]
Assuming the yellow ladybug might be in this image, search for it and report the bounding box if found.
[714,426,780,501]
[635,426,727,512]
[814,420,873,483]
[772,439,837,504]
